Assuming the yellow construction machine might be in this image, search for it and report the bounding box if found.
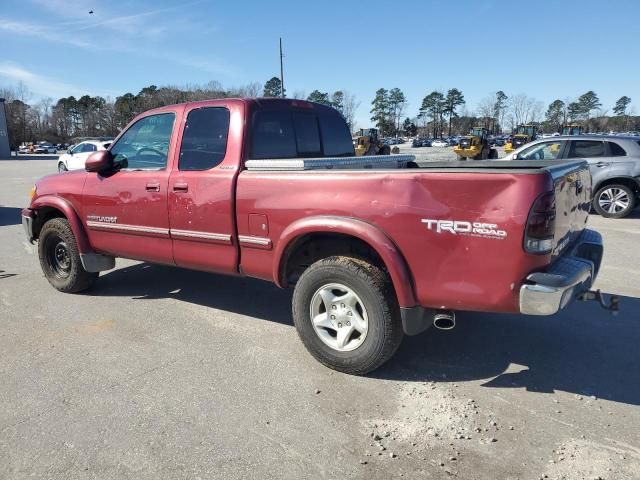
[352,128,391,156]
[561,124,583,135]
[453,127,497,160]
[504,124,538,153]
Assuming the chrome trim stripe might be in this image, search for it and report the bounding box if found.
[238,235,272,249]
[86,221,169,236]
[170,229,232,243]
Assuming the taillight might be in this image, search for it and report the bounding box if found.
[524,192,556,254]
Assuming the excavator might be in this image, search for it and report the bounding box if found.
[453,127,498,160]
[561,124,583,135]
[352,128,391,156]
[504,124,538,153]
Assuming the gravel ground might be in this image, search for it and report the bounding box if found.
[1,159,639,480]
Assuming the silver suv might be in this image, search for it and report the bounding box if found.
[505,135,640,218]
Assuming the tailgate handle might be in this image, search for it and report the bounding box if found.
[173,183,189,193]
[145,182,160,192]
[596,162,608,168]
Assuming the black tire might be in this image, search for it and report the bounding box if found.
[38,218,98,293]
[58,163,67,172]
[592,184,636,219]
[488,148,498,159]
[292,256,403,375]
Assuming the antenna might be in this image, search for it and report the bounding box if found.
[279,37,285,98]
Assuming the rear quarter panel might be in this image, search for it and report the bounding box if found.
[236,170,552,313]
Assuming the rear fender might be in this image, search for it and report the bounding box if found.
[275,216,417,308]
[31,195,92,254]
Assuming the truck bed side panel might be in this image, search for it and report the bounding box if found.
[235,170,552,313]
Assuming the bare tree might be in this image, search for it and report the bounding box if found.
[509,93,541,126]
[291,90,307,99]
[341,91,360,132]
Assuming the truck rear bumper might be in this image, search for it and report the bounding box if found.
[519,229,603,315]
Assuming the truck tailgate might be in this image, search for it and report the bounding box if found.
[547,161,592,258]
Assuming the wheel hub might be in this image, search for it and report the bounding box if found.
[310,283,368,352]
[598,187,630,214]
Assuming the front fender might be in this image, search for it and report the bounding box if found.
[274,216,417,308]
[31,195,92,254]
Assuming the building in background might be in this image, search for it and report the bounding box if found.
[0,98,11,159]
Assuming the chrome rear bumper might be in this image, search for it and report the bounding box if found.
[520,229,603,315]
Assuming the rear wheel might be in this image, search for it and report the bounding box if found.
[592,184,636,218]
[38,218,98,292]
[292,256,403,375]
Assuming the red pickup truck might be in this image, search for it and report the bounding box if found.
[23,98,604,374]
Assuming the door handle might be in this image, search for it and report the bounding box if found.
[173,183,189,193]
[146,182,160,192]
[596,162,608,168]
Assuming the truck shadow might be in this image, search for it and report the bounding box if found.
[93,263,294,325]
[376,294,640,406]
[0,207,22,227]
[94,263,640,406]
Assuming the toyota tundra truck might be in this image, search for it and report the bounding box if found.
[22,98,605,374]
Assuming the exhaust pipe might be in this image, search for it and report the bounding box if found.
[433,310,456,330]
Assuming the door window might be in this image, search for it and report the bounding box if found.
[568,140,605,158]
[179,107,230,171]
[82,143,97,153]
[110,113,175,170]
[517,141,565,160]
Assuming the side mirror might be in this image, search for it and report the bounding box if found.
[512,153,518,160]
[85,150,113,172]
[67,149,72,154]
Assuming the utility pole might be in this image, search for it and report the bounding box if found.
[279,37,285,98]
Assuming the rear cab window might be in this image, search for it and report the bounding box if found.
[250,104,354,160]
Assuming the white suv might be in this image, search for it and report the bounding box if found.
[57,141,111,172]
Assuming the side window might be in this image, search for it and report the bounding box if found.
[517,141,565,160]
[251,110,297,159]
[179,107,230,171]
[110,113,175,170]
[83,143,97,153]
[568,140,604,158]
[318,111,355,157]
[71,144,84,154]
[607,142,626,157]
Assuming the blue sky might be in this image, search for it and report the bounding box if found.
[1,0,638,127]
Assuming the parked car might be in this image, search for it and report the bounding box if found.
[431,139,448,147]
[57,140,112,172]
[505,135,640,218]
[34,143,57,154]
[412,138,423,147]
[421,139,432,147]
[18,145,29,154]
[22,98,605,374]
[493,137,506,147]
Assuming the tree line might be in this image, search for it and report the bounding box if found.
[370,87,638,138]
[1,75,638,147]
[0,77,358,147]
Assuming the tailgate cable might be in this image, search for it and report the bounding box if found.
[577,290,620,315]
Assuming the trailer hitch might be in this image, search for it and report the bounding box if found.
[577,289,620,315]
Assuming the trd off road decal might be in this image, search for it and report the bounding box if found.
[421,219,507,239]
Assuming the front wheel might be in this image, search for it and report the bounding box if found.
[38,218,98,292]
[592,184,636,218]
[58,162,67,172]
[292,256,403,375]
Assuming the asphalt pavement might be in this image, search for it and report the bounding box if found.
[0,159,639,480]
